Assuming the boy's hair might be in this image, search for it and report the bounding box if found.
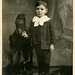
[35,1,48,9]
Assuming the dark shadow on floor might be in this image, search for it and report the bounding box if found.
[2,63,72,75]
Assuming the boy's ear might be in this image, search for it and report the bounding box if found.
[46,9,48,13]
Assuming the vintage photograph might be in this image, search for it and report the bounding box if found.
[2,0,73,75]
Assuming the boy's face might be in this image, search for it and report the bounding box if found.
[36,5,48,18]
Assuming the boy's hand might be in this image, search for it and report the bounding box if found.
[49,44,54,51]
[22,31,28,38]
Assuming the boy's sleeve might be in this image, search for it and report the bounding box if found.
[49,20,55,44]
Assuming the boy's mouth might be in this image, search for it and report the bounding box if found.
[38,14,42,16]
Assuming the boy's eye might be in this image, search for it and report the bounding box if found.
[36,8,44,10]
[41,8,44,10]
[36,8,39,10]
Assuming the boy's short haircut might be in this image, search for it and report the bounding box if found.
[35,1,48,9]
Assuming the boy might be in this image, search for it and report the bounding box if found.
[28,1,54,75]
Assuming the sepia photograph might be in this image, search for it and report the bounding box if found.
[2,0,73,75]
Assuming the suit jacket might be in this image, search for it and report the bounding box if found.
[28,19,54,49]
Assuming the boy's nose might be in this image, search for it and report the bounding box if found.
[38,9,41,12]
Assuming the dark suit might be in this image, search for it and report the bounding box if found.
[28,19,54,49]
[28,19,54,75]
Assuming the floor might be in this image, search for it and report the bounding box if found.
[2,63,72,75]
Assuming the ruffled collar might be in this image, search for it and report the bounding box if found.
[32,15,50,27]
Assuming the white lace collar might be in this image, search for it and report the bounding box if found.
[32,15,50,27]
